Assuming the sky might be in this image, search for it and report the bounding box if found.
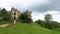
[0,0,60,22]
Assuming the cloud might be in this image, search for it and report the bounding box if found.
[0,0,60,12]
[0,0,51,11]
[30,0,60,12]
[12,0,51,11]
[0,0,14,10]
[32,11,60,22]
[32,12,44,21]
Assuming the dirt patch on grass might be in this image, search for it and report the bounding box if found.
[0,24,11,27]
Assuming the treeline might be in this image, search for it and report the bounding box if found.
[35,14,60,29]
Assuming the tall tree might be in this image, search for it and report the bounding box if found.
[44,14,56,29]
[19,10,32,23]
[44,14,52,22]
[1,8,8,20]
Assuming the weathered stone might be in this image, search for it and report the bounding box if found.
[10,7,21,23]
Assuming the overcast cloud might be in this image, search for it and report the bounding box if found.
[0,0,60,22]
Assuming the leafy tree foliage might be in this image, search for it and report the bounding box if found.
[7,12,14,22]
[0,8,13,22]
[44,14,52,22]
[35,20,46,27]
[36,14,58,29]
[45,21,58,29]
[55,23,60,28]
[19,10,32,23]
[1,8,8,21]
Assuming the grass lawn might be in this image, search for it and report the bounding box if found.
[0,20,9,25]
[0,20,10,25]
[0,22,60,34]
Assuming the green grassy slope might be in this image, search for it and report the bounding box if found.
[0,22,60,34]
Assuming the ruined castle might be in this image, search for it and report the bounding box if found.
[10,7,32,24]
[10,7,21,23]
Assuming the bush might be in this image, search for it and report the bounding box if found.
[55,23,60,28]
[44,21,58,29]
[36,20,58,29]
[35,20,46,27]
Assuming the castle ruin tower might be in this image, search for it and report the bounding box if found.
[11,7,21,24]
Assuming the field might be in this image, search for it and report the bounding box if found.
[0,22,60,34]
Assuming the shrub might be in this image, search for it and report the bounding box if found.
[35,20,46,27]
[36,20,58,29]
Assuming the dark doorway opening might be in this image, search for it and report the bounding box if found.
[14,16,16,20]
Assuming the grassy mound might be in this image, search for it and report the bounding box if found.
[0,22,60,34]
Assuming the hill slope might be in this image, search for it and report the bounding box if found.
[0,22,60,34]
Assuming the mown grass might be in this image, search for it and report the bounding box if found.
[0,22,60,34]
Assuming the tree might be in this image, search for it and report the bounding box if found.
[0,8,2,18]
[0,7,1,11]
[1,8,8,21]
[19,10,32,23]
[44,14,52,23]
[44,14,58,29]
[8,12,14,22]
